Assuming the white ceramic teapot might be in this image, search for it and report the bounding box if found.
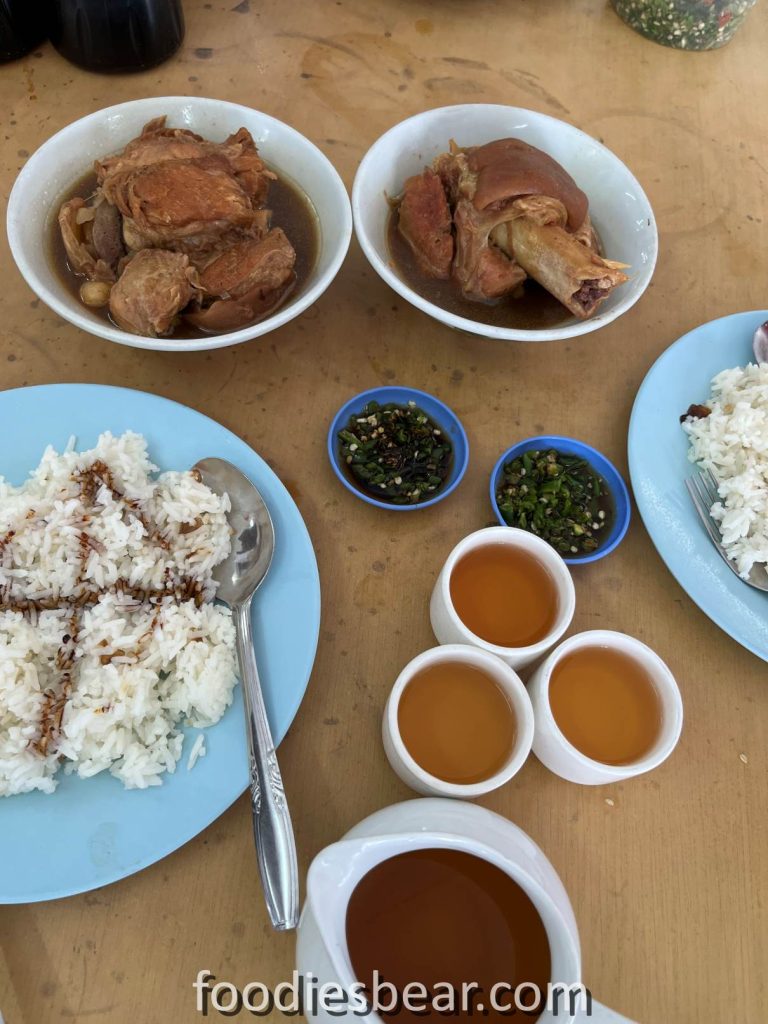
[296,799,635,1023]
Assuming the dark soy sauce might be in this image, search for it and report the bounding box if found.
[0,0,49,62]
[49,0,185,74]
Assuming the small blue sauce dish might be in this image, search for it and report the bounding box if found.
[328,386,469,511]
[490,435,631,564]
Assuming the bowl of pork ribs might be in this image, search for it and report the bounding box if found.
[352,104,657,342]
[7,97,352,351]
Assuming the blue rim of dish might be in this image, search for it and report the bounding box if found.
[327,386,470,511]
[489,435,632,564]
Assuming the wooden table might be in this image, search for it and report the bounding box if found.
[1,1,767,1021]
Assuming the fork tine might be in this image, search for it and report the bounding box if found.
[686,477,730,558]
[685,476,710,528]
[700,467,721,506]
[691,473,715,516]
[686,475,768,592]
[697,473,718,511]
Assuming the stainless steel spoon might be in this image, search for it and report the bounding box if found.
[194,457,299,931]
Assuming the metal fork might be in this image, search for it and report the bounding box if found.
[685,468,768,592]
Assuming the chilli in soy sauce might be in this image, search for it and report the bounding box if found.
[495,449,615,556]
[338,400,453,506]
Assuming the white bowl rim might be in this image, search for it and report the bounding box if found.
[351,102,658,343]
[6,96,353,353]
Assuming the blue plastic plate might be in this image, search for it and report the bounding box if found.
[0,384,320,902]
[628,311,768,662]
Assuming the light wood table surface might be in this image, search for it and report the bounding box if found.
[1,1,767,1021]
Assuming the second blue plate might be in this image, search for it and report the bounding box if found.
[628,312,768,662]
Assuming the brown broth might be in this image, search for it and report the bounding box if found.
[549,645,663,765]
[387,206,573,330]
[346,848,552,1022]
[450,543,559,648]
[397,660,516,784]
[49,166,319,339]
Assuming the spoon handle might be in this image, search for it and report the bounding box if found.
[234,599,299,931]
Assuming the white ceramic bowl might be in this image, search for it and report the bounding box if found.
[382,644,535,798]
[352,104,657,342]
[7,96,352,353]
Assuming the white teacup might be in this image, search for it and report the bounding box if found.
[528,630,683,785]
[430,526,576,670]
[382,644,535,798]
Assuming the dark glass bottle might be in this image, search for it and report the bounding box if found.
[0,0,49,62]
[49,0,185,74]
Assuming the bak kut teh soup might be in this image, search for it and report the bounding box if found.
[346,848,552,1023]
[549,645,663,765]
[449,543,559,648]
[397,660,516,785]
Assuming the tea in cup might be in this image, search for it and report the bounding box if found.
[382,644,534,797]
[430,527,576,670]
[528,629,683,784]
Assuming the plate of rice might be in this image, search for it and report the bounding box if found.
[629,310,768,662]
[0,384,320,902]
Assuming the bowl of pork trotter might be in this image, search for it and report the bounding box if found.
[7,97,352,352]
[352,104,657,342]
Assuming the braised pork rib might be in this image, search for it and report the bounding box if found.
[58,117,295,337]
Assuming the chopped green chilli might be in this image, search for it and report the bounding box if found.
[339,400,452,505]
[496,449,613,555]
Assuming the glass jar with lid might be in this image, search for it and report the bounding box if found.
[612,0,758,50]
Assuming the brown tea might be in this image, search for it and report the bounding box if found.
[449,543,559,647]
[397,661,516,784]
[549,645,662,764]
[346,848,552,1022]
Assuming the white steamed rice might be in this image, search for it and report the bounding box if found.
[0,431,238,796]
[683,362,768,579]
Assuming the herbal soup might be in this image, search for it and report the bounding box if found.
[397,660,516,785]
[449,544,559,648]
[388,137,629,326]
[388,207,570,330]
[346,848,552,1023]
[51,165,318,340]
